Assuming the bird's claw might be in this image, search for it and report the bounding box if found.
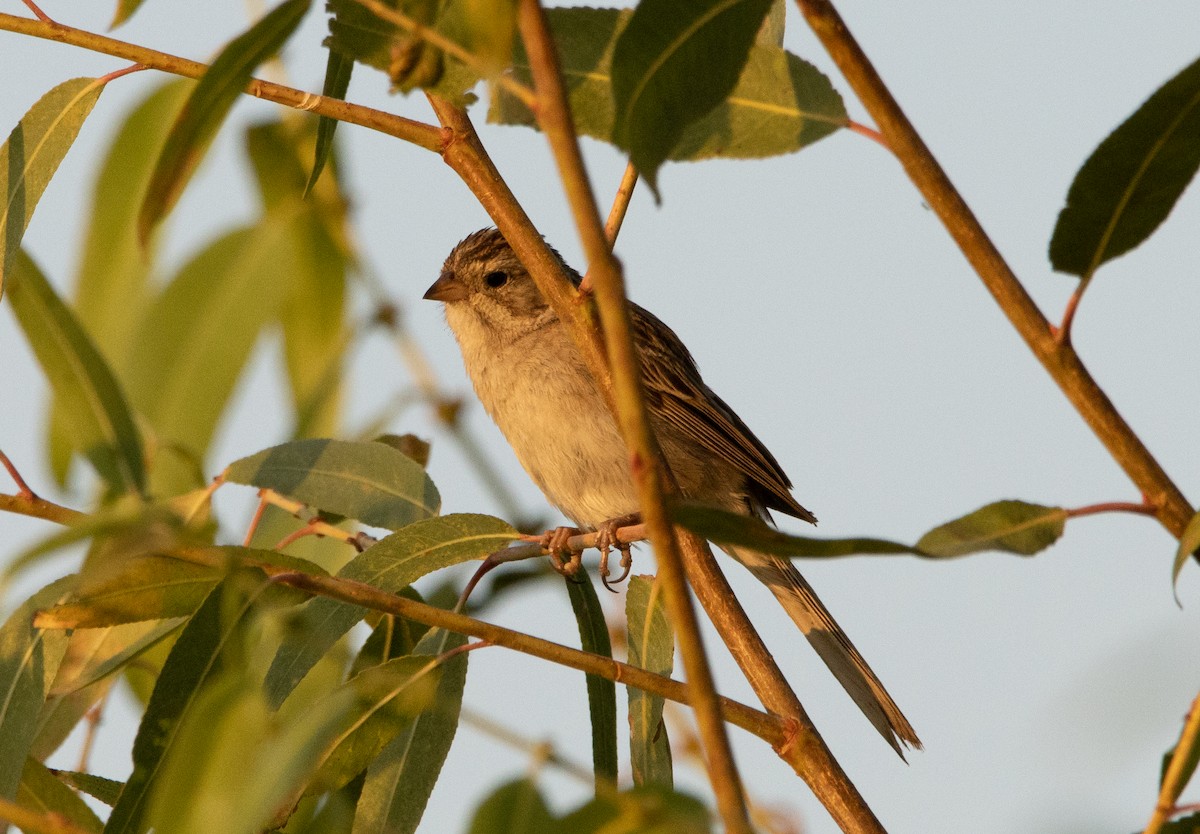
[542,526,582,577]
[596,517,635,592]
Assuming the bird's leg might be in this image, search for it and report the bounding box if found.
[597,512,641,591]
[541,525,582,576]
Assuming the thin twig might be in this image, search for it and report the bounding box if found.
[1144,693,1200,834]
[242,495,270,547]
[580,162,640,293]
[0,12,444,152]
[794,0,1193,550]
[0,797,92,834]
[75,687,112,772]
[0,449,36,500]
[462,707,595,783]
[515,3,752,831]
[19,0,51,23]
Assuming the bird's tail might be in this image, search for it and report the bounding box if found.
[724,545,921,757]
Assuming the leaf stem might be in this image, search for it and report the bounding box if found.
[1065,500,1159,519]
[846,118,889,150]
[515,3,753,831]
[1054,275,1090,346]
[795,0,1194,550]
[0,12,445,152]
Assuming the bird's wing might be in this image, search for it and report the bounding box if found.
[631,304,816,523]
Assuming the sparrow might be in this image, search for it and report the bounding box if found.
[424,228,919,755]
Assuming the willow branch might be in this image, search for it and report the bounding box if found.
[795,0,1193,548]
[0,12,444,152]
[0,492,86,525]
[1144,693,1200,834]
[515,2,754,830]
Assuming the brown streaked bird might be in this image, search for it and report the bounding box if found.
[425,228,920,756]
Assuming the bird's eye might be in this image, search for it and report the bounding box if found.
[484,270,508,289]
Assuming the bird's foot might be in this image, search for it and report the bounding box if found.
[541,525,582,577]
[597,513,640,592]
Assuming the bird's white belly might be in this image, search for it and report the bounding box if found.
[464,334,640,527]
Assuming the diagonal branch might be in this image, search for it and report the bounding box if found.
[795,0,1193,548]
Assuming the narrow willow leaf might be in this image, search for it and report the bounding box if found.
[558,785,710,833]
[672,502,919,558]
[302,656,440,796]
[111,0,150,27]
[125,216,294,496]
[264,514,516,708]
[565,570,617,789]
[226,438,439,531]
[491,9,844,163]
[51,771,124,807]
[324,0,479,102]
[467,778,554,834]
[353,629,467,834]
[1173,510,1200,590]
[138,0,311,241]
[104,573,273,834]
[307,48,354,195]
[0,77,104,298]
[0,576,73,800]
[625,576,673,789]
[915,501,1067,558]
[611,0,773,193]
[17,758,103,833]
[6,252,145,495]
[146,671,352,834]
[1050,55,1200,278]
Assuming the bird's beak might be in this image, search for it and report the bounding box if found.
[423,271,469,303]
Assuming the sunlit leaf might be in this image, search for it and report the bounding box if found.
[104,572,275,834]
[467,778,554,834]
[16,759,103,833]
[566,569,616,788]
[611,0,773,192]
[915,501,1067,558]
[111,0,150,27]
[1172,509,1200,590]
[559,784,711,833]
[307,48,354,195]
[51,771,123,807]
[353,628,467,834]
[6,252,145,495]
[302,656,439,796]
[491,9,844,163]
[0,77,104,299]
[460,0,517,73]
[756,0,785,46]
[138,0,311,241]
[625,576,673,789]
[146,670,352,834]
[1050,55,1200,278]
[0,577,73,800]
[125,216,295,495]
[264,514,515,708]
[226,438,439,531]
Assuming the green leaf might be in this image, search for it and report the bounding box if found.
[625,576,673,789]
[264,514,516,708]
[325,0,480,103]
[673,501,919,558]
[1151,811,1200,834]
[17,758,104,833]
[491,9,844,163]
[146,670,353,834]
[611,0,773,193]
[1050,55,1200,278]
[565,569,617,789]
[307,48,355,195]
[558,785,711,833]
[111,0,150,27]
[756,0,785,46]
[1160,734,1200,815]
[138,0,311,241]
[125,217,294,495]
[0,77,104,299]
[0,576,73,800]
[353,628,468,834]
[915,501,1067,558]
[1172,509,1200,590]
[226,438,439,531]
[302,656,440,796]
[104,572,276,834]
[51,771,124,807]
[6,252,146,495]
[459,0,517,73]
[467,778,554,834]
